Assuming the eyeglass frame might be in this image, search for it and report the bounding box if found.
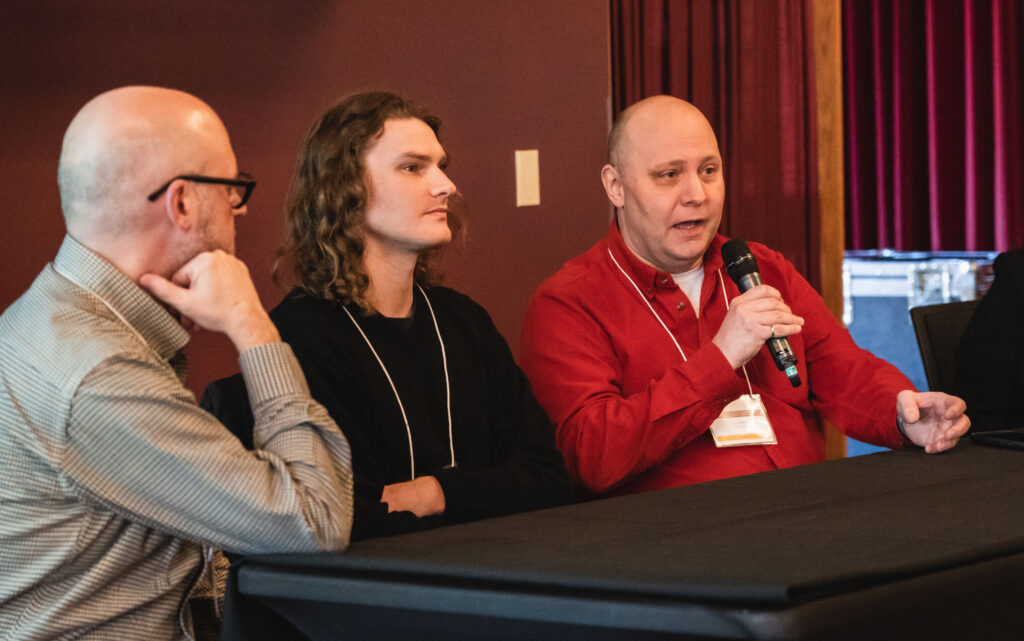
[146,173,256,209]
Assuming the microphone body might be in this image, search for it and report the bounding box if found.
[721,240,802,387]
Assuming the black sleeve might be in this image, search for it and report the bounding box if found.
[955,249,1024,431]
[432,298,574,522]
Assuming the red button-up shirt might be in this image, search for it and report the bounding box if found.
[521,222,910,496]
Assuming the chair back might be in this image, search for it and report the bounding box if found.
[200,373,255,449]
[909,300,981,393]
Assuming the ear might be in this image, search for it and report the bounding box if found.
[601,163,625,209]
[161,179,196,232]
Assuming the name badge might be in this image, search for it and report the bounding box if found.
[709,393,777,447]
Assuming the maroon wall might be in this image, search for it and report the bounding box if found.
[0,1,611,396]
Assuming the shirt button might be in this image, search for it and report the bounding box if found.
[677,301,686,310]
[659,277,669,285]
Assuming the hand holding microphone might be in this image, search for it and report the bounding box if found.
[716,239,804,387]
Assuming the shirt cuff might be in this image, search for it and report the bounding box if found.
[238,342,310,404]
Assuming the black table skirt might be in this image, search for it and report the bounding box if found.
[223,441,1024,640]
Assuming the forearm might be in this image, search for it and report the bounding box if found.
[353,488,445,541]
[67,348,353,555]
[781,265,910,448]
[240,342,354,550]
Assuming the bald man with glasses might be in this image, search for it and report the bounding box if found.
[0,86,353,640]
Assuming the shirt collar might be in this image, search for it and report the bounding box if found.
[53,234,190,360]
[606,220,728,296]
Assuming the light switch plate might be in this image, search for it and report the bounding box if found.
[515,149,540,207]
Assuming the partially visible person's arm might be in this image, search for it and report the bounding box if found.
[67,343,353,553]
[772,250,933,450]
[62,250,355,553]
[955,250,1024,431]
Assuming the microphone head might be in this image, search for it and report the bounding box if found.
[721,238,759,282]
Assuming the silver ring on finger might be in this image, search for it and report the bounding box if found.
[769,325,776,339]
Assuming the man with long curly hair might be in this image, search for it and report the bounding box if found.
[205,92,572,541]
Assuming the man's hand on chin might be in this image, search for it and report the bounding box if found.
[139,250,279,352]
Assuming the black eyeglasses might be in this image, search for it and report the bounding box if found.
[146,173,256,209]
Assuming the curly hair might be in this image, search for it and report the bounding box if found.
[276,91,461,312]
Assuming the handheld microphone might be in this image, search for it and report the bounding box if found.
[721,239,802,387]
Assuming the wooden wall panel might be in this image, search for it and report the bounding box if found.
[812,0,848,459]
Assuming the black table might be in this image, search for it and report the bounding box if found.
[222,441,1024,640]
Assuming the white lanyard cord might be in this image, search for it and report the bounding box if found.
[418,284,455,470]
[607,248,687,361]
[607,248,755,396]
[341,284,455,481]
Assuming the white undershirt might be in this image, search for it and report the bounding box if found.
[671,264,705,316]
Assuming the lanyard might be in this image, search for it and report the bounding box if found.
[342,284,456,480]
[607,248,755,396]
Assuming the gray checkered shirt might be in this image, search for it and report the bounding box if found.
[0,235,353,640]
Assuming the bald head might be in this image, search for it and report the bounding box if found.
[58,86,233,239]
[600,95,725,274]
[608,95,718,171]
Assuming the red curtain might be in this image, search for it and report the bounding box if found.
[844,0,1024,252]
[610,0,822,285]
